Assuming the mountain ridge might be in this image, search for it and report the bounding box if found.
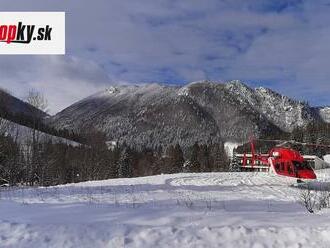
[47,80,330,149]
[2,80,329,149]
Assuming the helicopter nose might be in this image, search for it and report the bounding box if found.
[299,170,317,179]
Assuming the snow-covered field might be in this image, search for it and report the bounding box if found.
[1,170,330,247]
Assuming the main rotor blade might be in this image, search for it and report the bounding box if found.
[255,138,330,148]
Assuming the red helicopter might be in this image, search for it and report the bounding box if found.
[237,138,330,181]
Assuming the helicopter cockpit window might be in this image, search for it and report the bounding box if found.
[293,161,312,170]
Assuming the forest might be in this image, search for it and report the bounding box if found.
[0,119,229,186]
[235,121,330,158]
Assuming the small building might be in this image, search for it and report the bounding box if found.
[234,153,270,172]
[105,140,117,150]
[232,153,330,172]
[303,155,330,170]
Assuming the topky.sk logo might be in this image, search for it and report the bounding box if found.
[0,22,53,44]
[0,12,65,55]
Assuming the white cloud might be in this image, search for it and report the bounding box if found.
[0,0,330,110]
[0,56,110,114]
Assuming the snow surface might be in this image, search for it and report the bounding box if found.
[1,170,330,247]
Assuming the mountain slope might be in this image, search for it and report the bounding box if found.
[0,117,80,147]
[0,88,47,120]
[49,83,223,147]
[50,81,316,148]
[314,106,330,123]
[225,81,319,131]
[0,89,83,144]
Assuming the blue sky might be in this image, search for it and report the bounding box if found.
[0,0,330,113]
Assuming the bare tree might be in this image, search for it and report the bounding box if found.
[26,89,49,113]
[25,89,49,185]
[300,187,316,213]
[0,89,10,136]
[26,89,49,139]
[0,118,9,136]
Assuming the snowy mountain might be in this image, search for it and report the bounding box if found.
[48,82,281,148]
[48,80,326,148]
[225,81,318,131]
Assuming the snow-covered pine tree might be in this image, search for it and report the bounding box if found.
[172,144,184,173]
[198,144,211,172]
[229,153,240,172]
[164,144,184,173]
[118,148,133,178]
[211,143,226,171]
[186,142,201,172]
[109,146,121,178]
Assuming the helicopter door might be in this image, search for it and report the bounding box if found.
[287,162,295,176]
[274,162,280,173]
[280,162,284,174]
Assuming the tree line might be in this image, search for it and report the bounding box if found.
[236,121,330,158]
[290,121,330,157]
[0,122,229,187]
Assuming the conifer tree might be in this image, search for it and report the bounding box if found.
[169,144,184,173]
[118,147,133,178]
[229,153,240,172]
[186,142,201,172]
[198,144,210,172]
